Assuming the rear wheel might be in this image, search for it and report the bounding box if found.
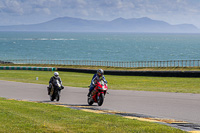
[97,94,104,106]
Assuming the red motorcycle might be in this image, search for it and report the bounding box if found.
[87,80,108,106]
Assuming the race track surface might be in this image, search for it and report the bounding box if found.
[1,80,200,125]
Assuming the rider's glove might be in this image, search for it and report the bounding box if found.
[92,81,95,86]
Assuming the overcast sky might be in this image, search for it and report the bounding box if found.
[1,0,200,28]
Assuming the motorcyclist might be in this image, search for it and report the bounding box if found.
[48,72,64,95]
[87,69,107,97]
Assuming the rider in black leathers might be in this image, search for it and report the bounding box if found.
[48,72,64,95]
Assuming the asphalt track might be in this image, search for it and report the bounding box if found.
[1,80,200,128]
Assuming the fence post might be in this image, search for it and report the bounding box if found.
[178,60,179,67]
[185,60,186,67]
[182,60,183,67]
[193,60,195,67]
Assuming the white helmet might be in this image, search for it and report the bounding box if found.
[54,72,59,77]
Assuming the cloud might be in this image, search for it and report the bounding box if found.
[0,0,23,15]
[1,0,198,18]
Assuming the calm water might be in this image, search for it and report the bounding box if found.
[0,32,200,61]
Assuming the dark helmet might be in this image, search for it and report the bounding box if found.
[97,69,104,76]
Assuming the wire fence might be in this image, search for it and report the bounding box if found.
[1,59,200,68]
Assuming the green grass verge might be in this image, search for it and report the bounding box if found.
[1,70,200,93]
[0,97,186,133]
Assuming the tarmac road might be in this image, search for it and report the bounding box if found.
[1,80,200,125]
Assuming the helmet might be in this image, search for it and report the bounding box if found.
[97,69,104,76]
[54,72,59,77]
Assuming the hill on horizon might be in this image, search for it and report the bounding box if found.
[0,16,199,33]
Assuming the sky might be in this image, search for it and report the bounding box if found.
[0,0,200,28]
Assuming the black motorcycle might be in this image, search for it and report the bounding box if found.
[48,79,63,101]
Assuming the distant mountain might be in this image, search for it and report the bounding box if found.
[0,16,199,33]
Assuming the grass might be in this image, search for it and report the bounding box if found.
[0,66,195,132]
[1,70,200,93]
[0,97,186,133]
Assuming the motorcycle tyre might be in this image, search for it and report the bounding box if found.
[50,94,55,101]
[56,91,60,101]
[87,95,94,105]
[98,93,104,106]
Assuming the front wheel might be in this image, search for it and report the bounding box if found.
[56,91,60,101]
[50,94,55,101]
[87,95,94,105]
[97,93,104,106]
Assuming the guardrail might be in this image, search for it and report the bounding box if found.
[57,68,200,77]
[0,66,56,71]
[1,59,200,68]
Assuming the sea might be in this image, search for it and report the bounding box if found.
[0,32,200,62]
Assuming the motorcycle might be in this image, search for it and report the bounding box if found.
[48,79,63,101]
[87,79,108,106]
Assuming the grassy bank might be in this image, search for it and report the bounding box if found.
[0,97,185,133]
[1,70,200,93]
[1,63,200,71]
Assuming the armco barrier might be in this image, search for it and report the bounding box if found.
[57,68,200,77]
[0,66,56,71]
[57,68,97,74]
[104,70,200,77]
[1,66,200,77]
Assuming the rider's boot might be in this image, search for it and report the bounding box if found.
[87,91,91,97]
[47,87,50,95]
